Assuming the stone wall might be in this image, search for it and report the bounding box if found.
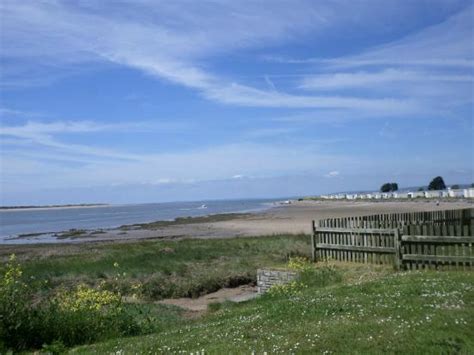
[257,269,299,294]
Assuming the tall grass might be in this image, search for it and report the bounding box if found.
[1,235,310,351]
[0,255,159,351]
[16,234,310,300]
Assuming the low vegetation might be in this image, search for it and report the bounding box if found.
[74,268,474,354]
[0,255,168,351]
[9,234,309,300]
[120,212,252,230]
[1,235,473,353]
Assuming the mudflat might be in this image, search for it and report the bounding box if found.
[2,200,472,252]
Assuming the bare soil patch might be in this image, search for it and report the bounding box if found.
[157,285,257,311]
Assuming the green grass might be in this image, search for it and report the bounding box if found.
[15,234,310,299]
[72,268,474,354]
[4,235,474,353]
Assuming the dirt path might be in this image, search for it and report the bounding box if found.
[158,285,258,311]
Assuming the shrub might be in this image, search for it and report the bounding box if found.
[0,255,33,351]
[0,255,147,352]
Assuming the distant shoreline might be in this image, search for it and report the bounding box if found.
[1,199,472,246]
[0,204,109,212]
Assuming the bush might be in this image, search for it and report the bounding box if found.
[0,255,147,352]
[0,255,33,351]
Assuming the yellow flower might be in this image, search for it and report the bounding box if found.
[288,256,311,272]
[2,254,23,286]
[56,284,121,313]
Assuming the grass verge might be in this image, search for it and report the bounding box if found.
[72,267,474,354]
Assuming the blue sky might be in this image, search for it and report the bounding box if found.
[0,0,473,205]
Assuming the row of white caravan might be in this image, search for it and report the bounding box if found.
[321,188,474,200]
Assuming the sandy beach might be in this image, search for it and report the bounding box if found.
[3,200,472,249]
[175,200,473,238]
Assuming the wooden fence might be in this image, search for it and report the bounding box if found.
[312,208,474,270]
[315,208,473,229]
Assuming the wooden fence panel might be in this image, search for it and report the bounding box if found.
[313,227,397,265]
[311,208,474,270]
[400,234,474,270]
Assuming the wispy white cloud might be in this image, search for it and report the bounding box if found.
[1,1,472,203]
[330,6,473,70]
[324,171,340,178]
[266,6,473,70]
[0,120,189,162]
[1,141,352,190]
[265,5,473,111]
[299,69,473,91]
[0,119,352,190]
[0,120,168,136]
[0,0,440,113]
[245,127,298,139]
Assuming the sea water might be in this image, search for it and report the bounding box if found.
[0,198,282,243]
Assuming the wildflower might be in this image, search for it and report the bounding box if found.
[56,284,121,313]
[2,254,23,286]
[287,256,311,272]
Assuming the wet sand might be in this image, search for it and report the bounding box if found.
[88,200,473,240]
[3,200,471,248]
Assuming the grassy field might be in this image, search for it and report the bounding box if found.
[5,234,310,300]
[2,235,473,353]
[73,267,474,354]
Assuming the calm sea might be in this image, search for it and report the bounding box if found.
[0,198,282,243]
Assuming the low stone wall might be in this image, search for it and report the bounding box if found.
[257,269,299,294]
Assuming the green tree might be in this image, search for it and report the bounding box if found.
[451,184,460,190]
[428,176,446,191]
[380,182,398,192]
[418,187,424,192]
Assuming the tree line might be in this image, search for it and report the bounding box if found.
[380,176,453,193]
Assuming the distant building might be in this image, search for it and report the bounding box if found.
[318,186,473,200]
[464,188,474,198]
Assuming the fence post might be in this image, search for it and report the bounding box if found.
[468,208,474,236]
[311,220,318,262]
[394,228,401,270]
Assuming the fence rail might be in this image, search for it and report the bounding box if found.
[400,233,473,270]
[319,208,474,229]
[312,224,398,266]
[312,207,474,270]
